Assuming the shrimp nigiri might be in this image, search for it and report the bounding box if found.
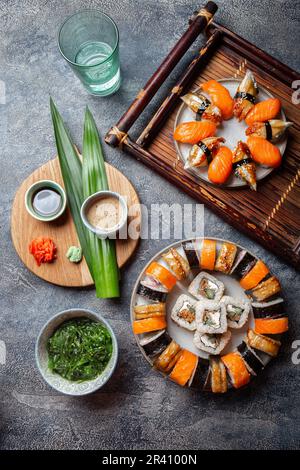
[208,146,233,185]
[174,121,216,144]
[232,141,257,190]
[201,80,234,120]
[181,92,222,124]
[185,137,225,169]
[246,119,293,143]
[247,136,282,168]
[245,98,281,126]
[234,70,258,121]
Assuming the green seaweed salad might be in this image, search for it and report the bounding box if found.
[47,318,112,382]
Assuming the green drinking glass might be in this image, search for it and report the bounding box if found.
[58,10,121,96]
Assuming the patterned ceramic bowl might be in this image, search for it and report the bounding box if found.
[35,309,118,396]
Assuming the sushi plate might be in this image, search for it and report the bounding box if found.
[174,78,287,188]
[130,238,286,391]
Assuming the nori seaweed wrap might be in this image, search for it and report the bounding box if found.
[137,283,168,303]
[237,342,264,376]
[182,241,199,269]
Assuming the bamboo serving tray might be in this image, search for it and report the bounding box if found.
[105,2,300,269]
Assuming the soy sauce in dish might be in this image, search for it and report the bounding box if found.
[32,188,62,216]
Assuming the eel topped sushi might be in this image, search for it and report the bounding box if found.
[154,340,182,373]
[221,295,250,329]
[251,276,281,301]
[215,242,237,274]
[246,119,293,143]
[134,302,166,320]
[193,330,231,355]
[247,329,281,357]
[232,141,257,190]
[171,294,197,331]
[185,137,225,169]
[188,271,225,302]
[210,357,228,393]
[162,248,190,280]
[233,70,259,121]
[181,91,222,124]
[195,300,228,334]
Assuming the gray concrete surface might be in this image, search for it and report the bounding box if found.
[0,0,300,450]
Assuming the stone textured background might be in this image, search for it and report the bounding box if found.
[0,0,299,450]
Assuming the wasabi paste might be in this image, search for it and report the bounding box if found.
[66,246,82,263]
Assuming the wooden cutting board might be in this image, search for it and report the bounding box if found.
[11,158,141,287]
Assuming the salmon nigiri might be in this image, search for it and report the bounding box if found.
[245,98,281,126]
[247,136,282,168]
[208,146,233,185]
[201,80,234,120]
[174,121,216,144]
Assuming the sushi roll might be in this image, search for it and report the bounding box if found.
[254,317,288,334]
[154,340,182,373]
[233,70,258,121]
[221,352,251,388]
[146,262,177,291]
[245,119,293,143]
[193,330,231,355]
[240,260,269,290]
[196,300,227,334]
[134,303,166,320]
[237,341,264,376]
[247,329,281,357]
[221,295,250,329]
[181,92,222,124]
[162,248,190,280]
[188,272,225,302]
[232,141,257,190]
[137,283,168,303]
[142,330,172,361]
[169,349,198,386]
[200,239,216,271]
[133,316,167,335]
[252,298,285,319]
[209,357,228,393]
[171,294,197,331]
[182,240,199,269]
[215,242,237,274]
[185,137,225,169]
[251,276,281,301]
[230,250,256,279]
[190,358,210,391]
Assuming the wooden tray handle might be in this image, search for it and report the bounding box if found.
[105,1,218,148]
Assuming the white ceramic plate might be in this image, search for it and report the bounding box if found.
[174,78,287,188]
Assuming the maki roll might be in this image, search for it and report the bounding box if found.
[245,119,293,143]
[254,317,288,334]
[146,262,177,291]
[247,329,281,357]
[215,242,237,274]
[182,240,199,269]
[162,248,190,280]
[134,303,166,320]
[133,316,167,335]
[251,276,281,301]
[240,260,269,290]
[232,141,257,190]
[221,295,250,329]
[193,330,231,355]
[188,272,225,302]
[252,298,285,319]
[190,358,210,391]
[142,330,172,361]
[195,300,227,334]
[181,91,222,124]
[137,283,168,303]
[210,357,228,393]
[230,250,256,279]
[185,137,225,169]
[200,239,216,271]
[237,341,264,376]
[169,349,198,386]
[171,294,197,331]
[154,340,182,373]
[233,70,258,121]
[221,352,251,388]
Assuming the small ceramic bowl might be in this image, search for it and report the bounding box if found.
[25,180,67,222]
[81,190,128,239]
[35,309,118,396]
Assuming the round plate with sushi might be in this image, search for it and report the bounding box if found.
[131,238,288,393]
[174,74,292,190]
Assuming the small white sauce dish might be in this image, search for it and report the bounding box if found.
[80,190,128,239]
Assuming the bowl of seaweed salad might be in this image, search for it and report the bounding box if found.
[36,309,118,395]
